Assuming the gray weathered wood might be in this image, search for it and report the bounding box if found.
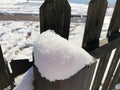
[107,0,120,38]
[91,50,111,90]
[82,62,97,90]
[90,37,120,90]
[70,66,87,90]
[102,46,120,90]
[40,0,71,39]
[0,46,11,89]
[82,0,108,51]
[63,67,86,90]
[107,62,120,90]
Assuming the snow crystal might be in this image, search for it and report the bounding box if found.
[33,30,95,81]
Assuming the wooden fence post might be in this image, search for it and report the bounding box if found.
[34,0,120,90]
[92,49,112,90]
[34,0,97,89]
[33,64,96,90]
[40,0,71,39]
[82,0,108,52]
[0,46,11,89]
[107,0,120,39]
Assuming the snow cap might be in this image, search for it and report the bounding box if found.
[33,30,95,81]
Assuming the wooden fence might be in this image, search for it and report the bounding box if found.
[0,13,84,22]
[0,0,120,90]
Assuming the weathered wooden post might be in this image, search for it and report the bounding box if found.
[82,0,108,90]
[33,0,120,89]
[82,0,108,52]
[40,0,71,39]
[0,46,11,89]
[33,0,97,90]
[33,64,96,90]
[107,0,120,40]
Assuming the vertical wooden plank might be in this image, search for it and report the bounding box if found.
[60,76,74,90]
[107,0,120,38]
[102,46,120,90]
[0,46,11,89]
[70,67,87,90]
[82,62,97,90]
[89,38,120,89]
[40,0,71,39]
[108,62,120,90]
[91,49,111,90]
[60,63,96,90]
[82,0,108,52]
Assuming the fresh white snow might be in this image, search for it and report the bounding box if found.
[33,30,95,81]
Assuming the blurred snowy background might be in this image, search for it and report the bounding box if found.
[0,0,114,61]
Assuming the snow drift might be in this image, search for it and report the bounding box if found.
[33,30,95,81]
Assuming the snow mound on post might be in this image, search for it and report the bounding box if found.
[33,30,95,81]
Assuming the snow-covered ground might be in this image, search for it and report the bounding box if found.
[0,21,83,61]
[0,0,113,15]
[0,0,119,90]
[0,16,112,62]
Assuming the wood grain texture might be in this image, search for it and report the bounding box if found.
[91,50,112,90]
[82,0,108,52]
[40,0,71,39]
[102,46,120,90]
[90,37,120,90]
